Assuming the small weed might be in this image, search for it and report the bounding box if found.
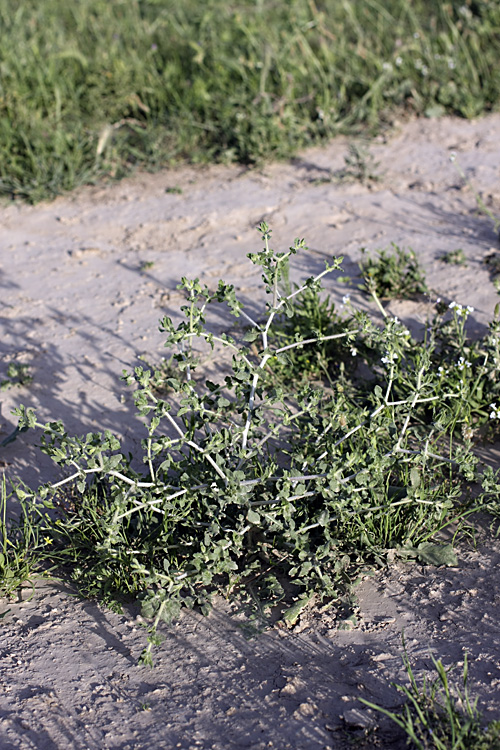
[450,154,500,235]
[362,644,500,750]
[484,252,500,294]
[483,251,500,295]
[0,362,32,391]
[135,355,177,397]
[358,244,428,300]
[140,261,155,272]
[165,187,183,195]
[441,249,468,267]
[337,143,381,185]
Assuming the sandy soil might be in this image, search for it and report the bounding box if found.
[1,115,500,749]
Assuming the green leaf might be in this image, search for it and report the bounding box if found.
[246,508,260,525]
[282,596,313,626]
[410,468,420,488]
[102,454,123,472]
[424,104,445,119]
[416,543,457,567]
[242,330,259,343]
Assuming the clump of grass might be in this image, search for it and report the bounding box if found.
[1,0,500,202]
[0,478,41,599]
[358,244,428,300]
[6,224,500,664]
[362,645,500,750]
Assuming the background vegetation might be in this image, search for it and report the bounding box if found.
[1,0,499,201]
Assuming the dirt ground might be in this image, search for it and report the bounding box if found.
[1,114,500,749]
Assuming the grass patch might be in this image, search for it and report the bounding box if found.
[3,230,500,664]
[362,644,500,749]
[0,478,41,600]
[1,0,500,201]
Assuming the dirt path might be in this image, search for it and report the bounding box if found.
[1,115,500,749]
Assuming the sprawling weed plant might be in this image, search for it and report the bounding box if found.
[5,226,500,664]
[362,644,500,749]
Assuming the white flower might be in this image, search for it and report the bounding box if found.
[350,347,358,357]
[383,62,392,71]
[395,56,403,67]
[448,59,456,70]
[449,152,457,162]
[456,356,471,371]
[490,403,500,420]
[342,295,351,305]
[448,301,473,317]
[381,352,398,365]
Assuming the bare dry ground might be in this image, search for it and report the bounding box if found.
[1,115,500,749]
